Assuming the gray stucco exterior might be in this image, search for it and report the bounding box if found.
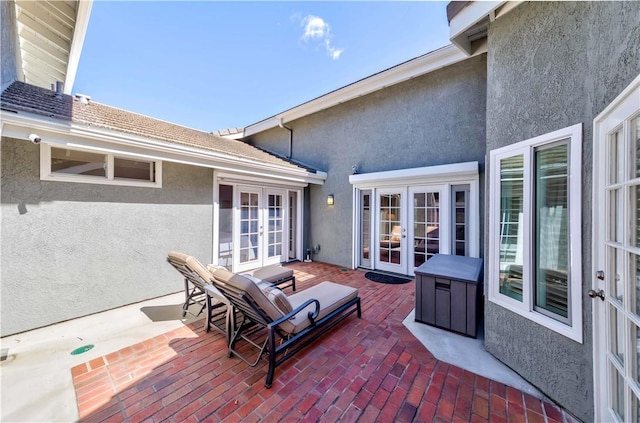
[1,0,21,91]
[248,55,487,268]
[1,137,214,335]
[484,2,640,421]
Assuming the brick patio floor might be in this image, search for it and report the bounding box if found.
[72,262,579,422]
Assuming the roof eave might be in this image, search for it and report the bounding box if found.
[449,1,522,55]
[0,109,326,185]
[244,44,480,137]
[64,0,93,94]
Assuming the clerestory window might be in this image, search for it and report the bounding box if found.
[41,144,162,188]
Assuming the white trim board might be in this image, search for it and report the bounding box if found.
[349,161,479,189]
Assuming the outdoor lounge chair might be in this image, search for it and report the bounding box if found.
[208,266,362,388]
[243,265,296,292]
[168,251,294,317]
[166,251,232,341]
[380,225,402,249]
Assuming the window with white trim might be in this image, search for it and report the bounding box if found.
[40,144,162,188]
[488,123,582,342]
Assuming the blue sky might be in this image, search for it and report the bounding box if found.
[74,2,451,132]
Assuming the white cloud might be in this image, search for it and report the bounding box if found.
[302,15,329,40]
[299,14,344,60]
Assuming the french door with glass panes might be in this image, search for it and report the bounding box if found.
[377,190,407,274]
[593,74,640,422]
[235,186,286,272]
[375,186,446,274]
[410,186,447,270]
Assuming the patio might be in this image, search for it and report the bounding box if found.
[2,261,577,422]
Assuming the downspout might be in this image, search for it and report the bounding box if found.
[278,118,292,159]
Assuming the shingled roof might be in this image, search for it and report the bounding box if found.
[1,81,312,173]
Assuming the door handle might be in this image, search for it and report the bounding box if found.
[588,289,605,301]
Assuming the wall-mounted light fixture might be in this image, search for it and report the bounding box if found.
[327,194,334,206]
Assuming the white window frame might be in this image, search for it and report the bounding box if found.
[40,143,162,188]
[488,123,583,343]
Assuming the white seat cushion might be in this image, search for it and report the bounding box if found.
[244,265,294,283]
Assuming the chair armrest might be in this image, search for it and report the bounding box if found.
[269,298,320,327]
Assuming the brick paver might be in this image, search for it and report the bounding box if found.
[72,262,578,422]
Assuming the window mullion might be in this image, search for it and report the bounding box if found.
[523,147,533,312]
[107,154,114,180]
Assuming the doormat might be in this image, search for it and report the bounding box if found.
[364,271,412,285]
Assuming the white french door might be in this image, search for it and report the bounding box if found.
[377,190,407,274]
[235,186,286,272]
[374,186,447,275]
[593,74,640,422]
[409,185,447,270]
[265,189,286,266]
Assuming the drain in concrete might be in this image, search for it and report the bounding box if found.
[70,344,94,355]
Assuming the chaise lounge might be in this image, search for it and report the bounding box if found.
[208,266,362,388]
[167,251,295,319]
[166,251,231,341]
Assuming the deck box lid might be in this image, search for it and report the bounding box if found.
[415,254,483,284]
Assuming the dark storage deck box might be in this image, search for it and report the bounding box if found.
[415,254,483,337]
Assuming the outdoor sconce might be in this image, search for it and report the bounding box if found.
[327,194,334,206]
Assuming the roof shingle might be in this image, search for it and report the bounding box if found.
[1,81,311,172]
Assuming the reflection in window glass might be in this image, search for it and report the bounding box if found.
[633,184,640,248]
[634,116,640,178]
[239,192,260,264]
[632,320,640,386]
[534,144,569,319]
[379,194,401,265]
[610,129,624,184]
[634,253,640,316]
[499,155,524,302]
[114,158,155,181]
[413,192,439,268]
[51,147,106,177]
[452,187,468,256]
[612,366,625,421]
[362,193,370,261]
[610,306,624,364]
[218,184,233,268]
[267,194,283,258]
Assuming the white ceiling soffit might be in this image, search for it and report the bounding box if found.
[244,44,481,137]
[15,0,92,94]
[449,1,521,55]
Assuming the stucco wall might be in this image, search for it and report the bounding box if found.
[248,55,487,268]
[1,137,214,336]
[1,0,21,90]
[484,2,640,421]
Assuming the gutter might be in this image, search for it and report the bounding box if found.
[278,118,293,159]
[0,110,327,185]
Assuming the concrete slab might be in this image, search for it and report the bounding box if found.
[403,309,545,399]
[0,292,202,423]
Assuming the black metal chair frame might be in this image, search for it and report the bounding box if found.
[166,255,229,341]
[213,280,361,388]
[272,274,296,292]
[251,273,296,292]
